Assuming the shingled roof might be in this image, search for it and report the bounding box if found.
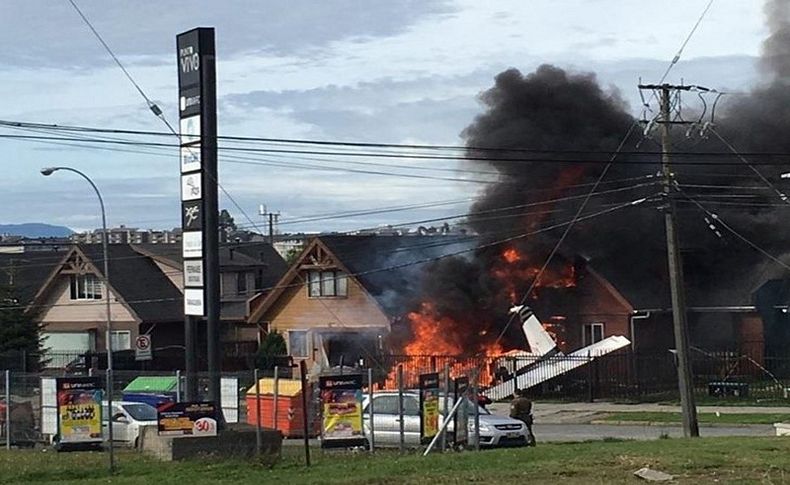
[587,243,790,311]
[134,242,288,321]
[249,234,476,322]
[77,244,183,322]
[0,250,68,305]
[134,242,287,284]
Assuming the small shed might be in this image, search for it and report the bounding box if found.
[122,376,178,409]
[246,378,316,438]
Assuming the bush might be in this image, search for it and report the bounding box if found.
[255,331,288,370]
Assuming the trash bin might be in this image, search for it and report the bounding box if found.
[245,378,317,438]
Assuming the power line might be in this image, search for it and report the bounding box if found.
[9,131,790,167]
[65,0,172,130]
[4,195,652,313]
[7,180,658,271]
[493,121,641,347]
[659,0,716,85]
[709,127,790,205]
[675,183,790,272]
[11,118,790,158]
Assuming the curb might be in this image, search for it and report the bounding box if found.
[588,420,771,428]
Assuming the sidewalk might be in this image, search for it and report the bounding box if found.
[487,401,790,425]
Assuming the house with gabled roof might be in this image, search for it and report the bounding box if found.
[248,234,475,368]
[250,234,785,375]
[1,241,288,369]
[26,244,184,365]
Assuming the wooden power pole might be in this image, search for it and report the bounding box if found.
[640,83,700,437]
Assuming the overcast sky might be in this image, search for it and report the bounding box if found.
[0,1,769,233]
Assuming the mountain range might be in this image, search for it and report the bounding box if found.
[0,223,74,238]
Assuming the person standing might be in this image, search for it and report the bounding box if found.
[509,389,536,446]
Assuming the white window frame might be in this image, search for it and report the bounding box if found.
[110,330,132,351]
[582,323,605,347]
[306,270,348,298]
[70,274,103,300]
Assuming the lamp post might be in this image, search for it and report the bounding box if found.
[41,166,114,472]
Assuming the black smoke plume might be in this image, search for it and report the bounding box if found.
[400,1,790,355]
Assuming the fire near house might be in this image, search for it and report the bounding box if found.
[252,234,782,386]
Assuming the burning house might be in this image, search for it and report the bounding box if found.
[253,1,790,392]
[248,234,476,370]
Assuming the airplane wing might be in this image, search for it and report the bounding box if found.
[484,335,630,401]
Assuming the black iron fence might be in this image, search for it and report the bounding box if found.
[368,350,790,402]
[4,347,790,403]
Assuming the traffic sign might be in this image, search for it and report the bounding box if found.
[135,335,152,361]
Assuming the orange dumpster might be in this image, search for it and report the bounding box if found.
[245,378,318,438]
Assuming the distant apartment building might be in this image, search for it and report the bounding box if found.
[70,226,183,245]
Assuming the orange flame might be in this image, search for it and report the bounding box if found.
[502,247,521,263]
[382,303,503,389]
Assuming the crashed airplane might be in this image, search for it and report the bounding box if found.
[484,305,630,401]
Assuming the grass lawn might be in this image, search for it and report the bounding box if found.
[2,437,790,484]
[600,412,790,425]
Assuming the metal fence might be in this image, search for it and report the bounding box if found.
[3,347,790,448]
[371,350,790,402]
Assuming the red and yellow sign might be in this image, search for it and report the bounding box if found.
[56,377,103,444]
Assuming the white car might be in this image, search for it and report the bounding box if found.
[362,391,528,448]
[101,401,158,448]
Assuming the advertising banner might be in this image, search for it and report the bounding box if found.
[319,374,365,448]
[453,376,470,447]
[157,402,218,436]
[177,27,216,317]
[419,372,440,442]
[55,377,103,445]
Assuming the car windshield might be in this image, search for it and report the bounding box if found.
[364,394,489,416]
[122,403,158,421]
[432,395,488,416]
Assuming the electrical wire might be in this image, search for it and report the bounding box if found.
[709,127,790,205]
[3,195,654,312]
[492,121,641,347]
[675,183,790,272]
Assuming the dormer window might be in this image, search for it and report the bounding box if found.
[307,270,347,297]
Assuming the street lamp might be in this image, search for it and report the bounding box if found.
[41,166,115,472]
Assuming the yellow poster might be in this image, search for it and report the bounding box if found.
[422,390,439,439]
[323,399,363,438]
[319,375,366,447]
[420,373,440,441]
[56,378,103,444]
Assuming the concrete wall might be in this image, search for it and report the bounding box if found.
[140,425,281,464]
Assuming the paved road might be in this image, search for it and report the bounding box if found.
[283,423,772,448]
[534,423,773,442]
[486,402,790,425]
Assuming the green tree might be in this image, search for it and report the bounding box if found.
[0,283,42,371]
[284,247,302,265]
[255,331,287,370]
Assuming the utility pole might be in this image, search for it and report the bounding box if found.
[639,83,699,437]
[259,205,280,245]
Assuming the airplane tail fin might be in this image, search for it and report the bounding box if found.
[509,305,558,357]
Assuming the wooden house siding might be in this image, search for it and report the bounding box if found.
[267,271,390,333]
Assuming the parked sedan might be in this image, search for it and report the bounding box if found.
[361,391,528,448]
[101,401,158,448]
